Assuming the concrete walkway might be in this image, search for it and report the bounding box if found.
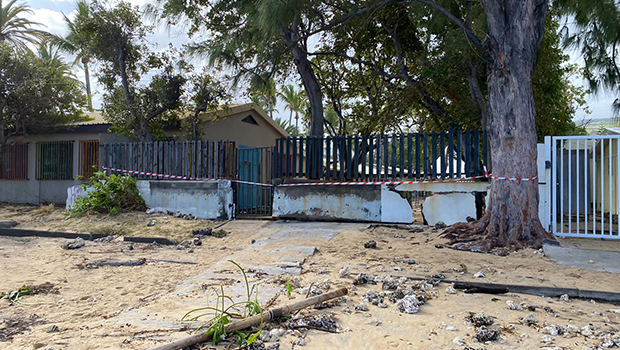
[543,243,620,274]
[109,220,363,341]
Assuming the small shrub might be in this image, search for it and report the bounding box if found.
[71,171,145,216]
[32,204,55,215]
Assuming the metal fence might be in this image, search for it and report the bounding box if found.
[552,135,619,238]
[274,130,489,181]
[100,140,236,180]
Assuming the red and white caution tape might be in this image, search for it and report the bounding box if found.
[102,167,274,187]
[278,176,486,187]
[483,166,538,182]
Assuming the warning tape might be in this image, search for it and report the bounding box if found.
[103,165,538,188]
[101,167,274,187]
[483,166,538,182]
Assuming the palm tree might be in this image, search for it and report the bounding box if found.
[52,0,94,111]
[279,84,304,130]
[37,40,75,78]
[0,0,47,52]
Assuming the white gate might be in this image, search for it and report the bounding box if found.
[550,135,620,238]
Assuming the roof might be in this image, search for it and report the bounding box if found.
[66,111,110,126]
[200,102,290,137]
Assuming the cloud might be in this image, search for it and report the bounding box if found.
[24,7,71,36]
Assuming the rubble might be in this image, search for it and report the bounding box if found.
[475,325,499,342]
[520,315,538,326]
[473,271,485,278]
[339,266,350,278]
[506,300,523,311]
[64,237,85,250]
[396,295,419,314]
[467,312,494,327]
[364,240,377,249]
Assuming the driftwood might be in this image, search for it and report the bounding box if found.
[88,258,147,268]
[150,259,198,265]
[147,287,348,350]
[453,282,509,294]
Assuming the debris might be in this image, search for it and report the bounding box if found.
[370,318,382,326]
[467,311,494,327]
[87,258,146,268]
[475,325,499,342]
[393,234,403,238]
[435,221,447,229]
[353,273,375,286]
[396,295,419,314]
[354,303,369,312]
[452,337,466,346]
[559,294,569,302]
[520,315,538,326]
[286,312,340,333]
[338,266,350,278]
[364,240,377,249]
[609,309,620,314]
[473,271,485,278]
[148,288,348,350]
[147,219,156,227]
[466,216,475,222]
[446,326,458,331]
[541,335,554,344]
[446,285,457,294]
[64,237,85,250]
[146,208,156,214]
[192,237,202,246]
[0,221,18,228]
[294,337,305,346]
[192,228,212,237]
[176,241,190,250]
[454,264,468,273]
[150,259,198,265]
[393,267,402,271]
[45,325,59,333]
[407,259,416,265]
[212,229,228,238]
[506,300,523,311]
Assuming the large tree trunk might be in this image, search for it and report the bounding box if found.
[117,48,154,141]
[443,0,553,254]
[83,58,93,112]
[291,45,324,137]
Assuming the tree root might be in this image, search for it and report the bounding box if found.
[440,214,556,256]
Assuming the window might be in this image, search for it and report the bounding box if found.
[36,141,74,180]
[78,140,99,178]
[241,114,259,125]
[0,143,28,180]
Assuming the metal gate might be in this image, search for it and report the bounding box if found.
[234,146,274,217]
[551,135,619,238]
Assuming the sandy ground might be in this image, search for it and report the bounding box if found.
[1,212,620,350]
[0,203,220,243]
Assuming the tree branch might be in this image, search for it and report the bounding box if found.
[414,0,482,49]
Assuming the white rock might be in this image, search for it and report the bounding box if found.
[453,337,466,346]
[339,266,350,278]
[371,318,382,326]
[560,294,569,302]
[543,325,559,336]
[473,271,485,278]
[446,326,458,331]
[446,285,457,294]
[541,335,554,344]
[396,295,419,314]
[609,309,620,314]
[521,333,529,338]
[295,337,305,346]
[506,300,523,311]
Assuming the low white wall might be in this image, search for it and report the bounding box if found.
[137,180,233,220]
[272,184,412,223]
[421,193,478,226]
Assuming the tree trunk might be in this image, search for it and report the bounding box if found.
[443,0,553,253]
[292,45,324,137]
[83,58,93,112]
[117,47,154,141]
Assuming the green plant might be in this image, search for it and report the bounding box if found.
[285,281,293,299]
[70,171,145,217]
[182,260,263,345]
[0,285,36,304]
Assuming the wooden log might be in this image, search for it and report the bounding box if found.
[88,258,146,267]
[147,287,348,350]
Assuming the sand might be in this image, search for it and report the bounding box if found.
[1,209,620,350]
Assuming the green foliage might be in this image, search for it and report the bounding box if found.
[71,171,146,216]
[0,285,36,304]
[0,42,86,146]
[0,0,48,52]
[183,260,262,346]
[556,0,620,117]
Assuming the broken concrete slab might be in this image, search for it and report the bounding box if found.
[422,193,477,226]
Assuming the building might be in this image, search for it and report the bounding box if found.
[0,103,288,204]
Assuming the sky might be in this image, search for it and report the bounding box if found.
[26,0,618,126]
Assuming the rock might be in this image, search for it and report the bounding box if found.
[192,237,202,246]
[371,318,382,326]
[446,285,457,294]
[446,326,458,331]
[473,271,485,278]
[339,266,350,278]
[520,315,538,326]
[382,280,399,291]
[353,273,375,286]
[452,337,466,346]
[435,221,447,229]
[354,303,369,312]
[294,337,305,346]
[541,335,554,344]
[394,266,403,271]
[64,237,85,250]
[174,211,182,218]
[468,311,493,327]
[609,309,620,314]
[466,216,475,222]
[601,334,616,348]
[364,240,377,249]
[396,295,419,314]
[45,325,59,333]
[266,344,280,350]
[543,325,563,336]
[192,228,212,237]
[475,326,499,342]
[559,294,569,302]
[407,259,416,265]
[506,300,523,311]
[176,241,190,250]
[146,219,156,227]
[146,208,156,214]
[0,221,18,228]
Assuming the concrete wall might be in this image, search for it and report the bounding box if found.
[272,184,413,223]
[0,132,111,204]
[137,180,233,220]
